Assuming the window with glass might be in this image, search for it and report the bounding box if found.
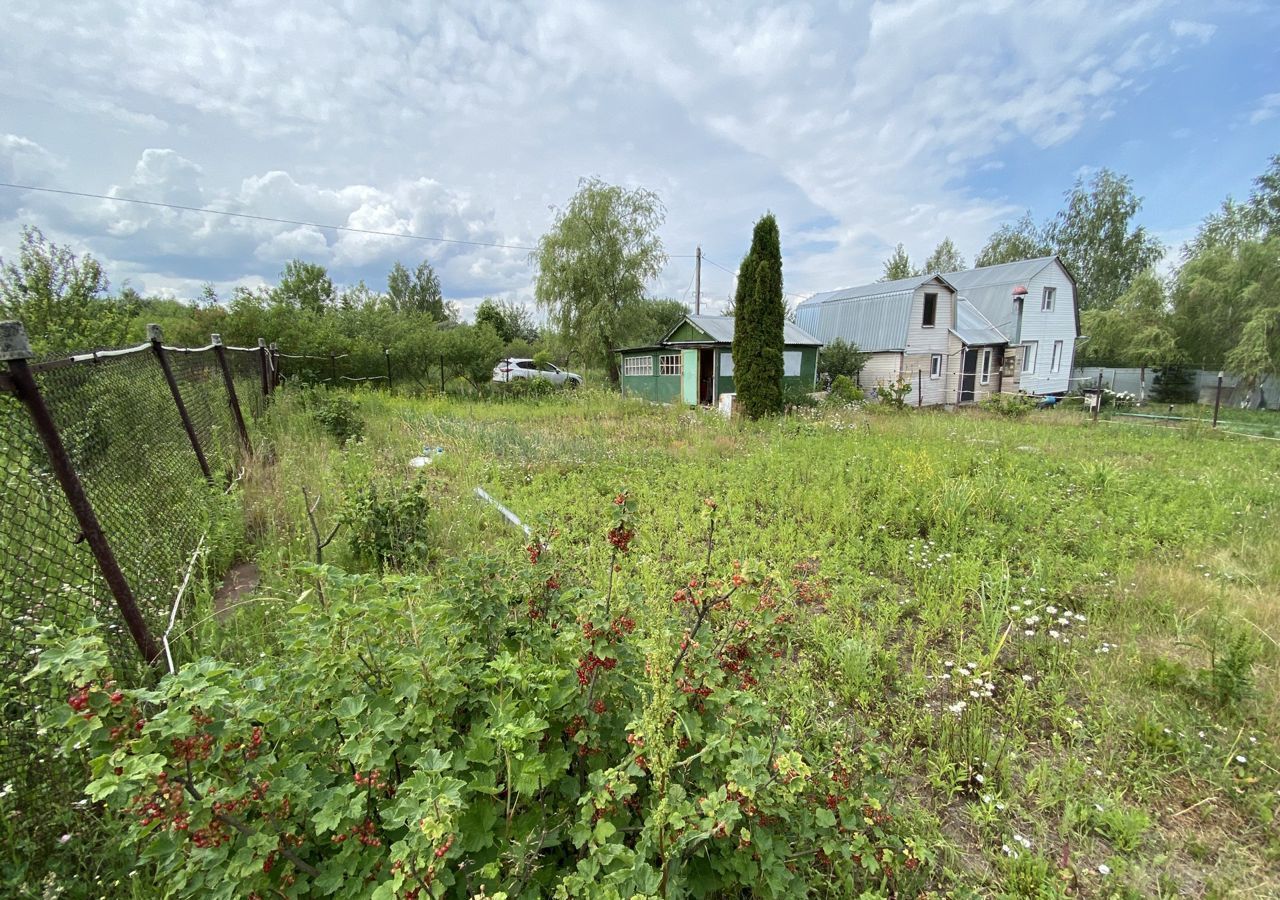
[1051,340,1063,373]
[980,348,992,384]
[930,354,942,379]
[623,355,652,376]
[1042,286,1056,311]
[659,354,681,375]
[1023,341,1038,373]
[922,292,937,327]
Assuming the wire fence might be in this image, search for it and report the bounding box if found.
[0,322,275,856]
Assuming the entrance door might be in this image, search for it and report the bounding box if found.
[960,348,978,403]
[681,349,699,405]
[699,348,715,404]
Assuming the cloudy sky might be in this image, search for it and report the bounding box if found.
[1,0,1277,318]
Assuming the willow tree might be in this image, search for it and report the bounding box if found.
[732,213,785,418]
[533,178,666,381]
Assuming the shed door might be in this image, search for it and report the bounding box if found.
[681,349,699,404]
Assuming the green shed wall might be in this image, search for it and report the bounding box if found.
[715,345,818,397]
[667,321,711,343]
[618,350,681,403]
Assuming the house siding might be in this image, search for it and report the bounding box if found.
[622,343,818,404]
[858,352,903,393]
[900,284,956,406]
[958,259,1076,394]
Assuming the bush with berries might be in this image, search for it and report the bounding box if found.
[31,495,920,898]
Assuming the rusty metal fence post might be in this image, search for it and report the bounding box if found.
[385,348,392,392]
[148,324,212,482]
[0,321,163,665]
[212,333,251,453]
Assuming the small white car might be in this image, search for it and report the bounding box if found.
[492,358,582,387]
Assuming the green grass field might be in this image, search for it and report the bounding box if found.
[208,388,1278,898]
[15,387,1278,898]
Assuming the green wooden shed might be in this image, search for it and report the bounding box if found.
[615,314,822,405]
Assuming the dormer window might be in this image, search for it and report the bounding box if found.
[922,292,937,328]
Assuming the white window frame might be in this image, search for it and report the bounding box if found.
[1023,341,1038,373]
[719,351,734,376]
[1041,286,1055,312]
[623,355,652,377]
[658,353,681,376]
[930,354,942,379]
[1051,340,1063,373]
[783,350,802,377]
[980,348,992,385]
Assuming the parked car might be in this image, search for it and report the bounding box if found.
[492,358,582,387]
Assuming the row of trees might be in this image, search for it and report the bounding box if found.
[0,221,688,387]
[877,159,1280,390]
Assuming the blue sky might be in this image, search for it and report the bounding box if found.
[1,0,1277,319]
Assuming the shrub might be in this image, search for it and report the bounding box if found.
[33,498,917,899]
[825,374,864,406]
[979,393,1037,418]
[341,475,432,572]
[306,390,364,446]
[781,381,819,410]
[1153,365,1196,404]
[501,376,560,400]
[818,338,868,382]
[874,375,913,409]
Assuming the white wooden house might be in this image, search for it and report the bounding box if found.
[794,256,1079,404]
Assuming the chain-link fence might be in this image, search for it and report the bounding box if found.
[0,323,274,859]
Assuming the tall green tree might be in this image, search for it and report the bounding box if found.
[732,213,785,418]
[616,297,688,346]
[879,243,917,281]
[475,297,538,345]
[1174,236,1280,383]
[922,237,966,274]
[1045,169,1164,310]
[273,259,335,313]
[974,212,1052,268]
[1183,154,1280,257]
[387,260,448,320]
[533,177,666,379]
[0,226,131,354]
[1078,270,1180,368]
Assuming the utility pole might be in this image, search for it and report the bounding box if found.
[695,246,702,316]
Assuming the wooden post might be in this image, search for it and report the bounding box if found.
[1093,371,1103,423]
[1213,371,1223,428]
[917,368,922,407]
[212,334,251,453]
[1,321,163,665]
[439,354,446,394]
[258,338,270,397]
[148,324,212,482]
[695,246,702,315]
[269,342,280,389]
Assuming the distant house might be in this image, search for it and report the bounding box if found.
[615,314,822,405]
[794,256,1079,404]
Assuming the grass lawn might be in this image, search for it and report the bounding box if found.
[209,388,1278,898]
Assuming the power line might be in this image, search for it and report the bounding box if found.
[701,253,812,300]
[0,181,539,252]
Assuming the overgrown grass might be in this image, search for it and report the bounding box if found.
[29,385,1280,896]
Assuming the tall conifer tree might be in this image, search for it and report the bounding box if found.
[732,213,785,418]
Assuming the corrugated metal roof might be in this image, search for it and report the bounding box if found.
[797,274,954,307]
[941,256,1055,290]
[794,291,913,352]
[950,299,1007,346]
[666,314,823,347]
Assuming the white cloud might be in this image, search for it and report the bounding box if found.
[0,0,1244,309]
[1169,19,1217,43]
[1249,93,1280,125]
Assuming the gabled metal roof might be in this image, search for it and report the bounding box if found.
[797,274,956,308]
[949,299,1007,346]
[659,314,823,347]
[940,256,1056,290]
